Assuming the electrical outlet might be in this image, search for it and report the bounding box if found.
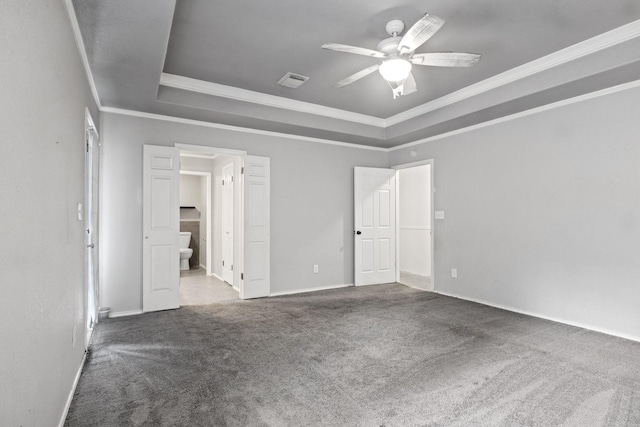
[451,269,457,278]
[72,325,77,348]
[313,264,319,274]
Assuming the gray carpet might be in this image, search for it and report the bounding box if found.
[65,284,640,426]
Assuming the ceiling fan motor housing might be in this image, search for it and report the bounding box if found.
[376,36,402,55]
[385,19,405,36]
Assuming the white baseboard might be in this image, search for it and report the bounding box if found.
[58,351,87,427]
[108,309,144,318]
[269,283,353,297]
[434,290,640,343]
[210,272,224,281]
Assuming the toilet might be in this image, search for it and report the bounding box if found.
[179,232,193,271]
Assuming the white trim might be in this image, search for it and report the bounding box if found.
[101,107,387,152]
[176,143,247,156]
[109,309,144,318]
[180,170,210,177]
[101,78,640,154]
[58,351,87,427]
[63,0,101,109]
[160,73,386,128]
[388,79,640,152]
[391,159,432,169]
[434,290,640,344]
[180,152,220,160]
[84,108,99,138]
[385,19,640,126]
[211,272,225,281]
[269,283,352,297]
[399,226,431,230]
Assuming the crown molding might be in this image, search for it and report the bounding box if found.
[100,107,388,152]
[385,19,640,126]
[63,0,102,109]
[388,78,640,152]
[159,73,386,128]
[102,78,640,154]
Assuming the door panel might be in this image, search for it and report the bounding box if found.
[241,156,270,299]
[143,145,180,312]
[354,167,397,286]
[222,162,234,285]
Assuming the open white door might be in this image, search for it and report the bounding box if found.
[221,162,234,285]
[354,167,396,286]
[240,155,270,299]
[143,145,180,312]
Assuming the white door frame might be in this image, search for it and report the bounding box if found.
[391,159,435,292]
[221,162,235,286]
[84,108,99,349]
[179,170,212,276]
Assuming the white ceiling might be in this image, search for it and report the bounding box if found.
[73,0,640,148]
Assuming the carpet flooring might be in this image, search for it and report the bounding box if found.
[65,284,640,426]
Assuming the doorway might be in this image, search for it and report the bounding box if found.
[142,143,271,311]
[396,163,433,290]
[353,161,434,291]
[179,152,240,305]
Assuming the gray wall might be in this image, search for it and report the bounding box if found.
[0,1,99,425]
[100,113,388,314]
[389,83,640,340]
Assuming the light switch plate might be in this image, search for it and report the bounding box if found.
[435,211,445,220]
[77,203,83,221]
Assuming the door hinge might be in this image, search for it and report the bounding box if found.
[241,273,244,280]
[222,179,225,186]
[86,142,89,153]
[241,167,244,174]
[222,260,224,267]
[231,176,234,183]
[231,265,233,271]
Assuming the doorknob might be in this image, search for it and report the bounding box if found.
[355,230,362,235]
[87,243,95,249]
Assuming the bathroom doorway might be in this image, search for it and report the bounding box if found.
[178,151,241,305]
[395,161,433,291]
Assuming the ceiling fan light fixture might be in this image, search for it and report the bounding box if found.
[379,58,412,82]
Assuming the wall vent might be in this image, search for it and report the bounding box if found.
[277,72,310,88]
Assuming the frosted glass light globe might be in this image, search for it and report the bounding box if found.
[379,58,412,82]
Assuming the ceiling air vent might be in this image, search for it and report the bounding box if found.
[277,72,310,88]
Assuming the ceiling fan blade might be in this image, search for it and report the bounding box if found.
[335,64,381,88]
[322,43,386,58]
[403,72,417,95]
[411,52,481,67]
[398,14,445,55]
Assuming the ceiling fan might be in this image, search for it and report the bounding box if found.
[322,14,481,99]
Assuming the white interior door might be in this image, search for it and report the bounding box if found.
[241,155,270,299]
[143,145,180,312]
[221,162,234,285]
[85,123,99,337]
[354,167,397,286]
